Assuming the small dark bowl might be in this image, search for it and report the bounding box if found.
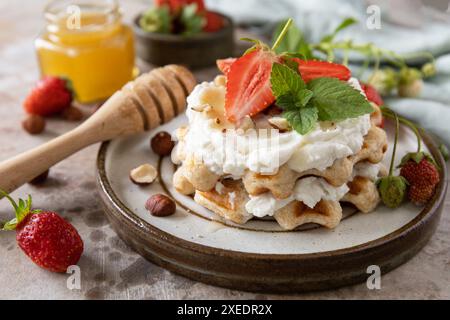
[133,11,235,69]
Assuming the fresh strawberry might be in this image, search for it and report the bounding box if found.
[292,58,351,83]
[155,0,205,12]
[217,58,237,76]
[204,11,224,32]
[399,152,440,205]
[225,49,278,122]
[24,76,73,117]
[361,82,384,106]
[1,191,83,273]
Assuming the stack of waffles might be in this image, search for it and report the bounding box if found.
[172,79,389,230]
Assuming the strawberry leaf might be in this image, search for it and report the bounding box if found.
[320,17,357,43]
[180,4,205,36]
[308,77,374,121]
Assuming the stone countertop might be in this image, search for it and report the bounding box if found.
[0,0,449,300]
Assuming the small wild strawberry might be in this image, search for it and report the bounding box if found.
[1,190,83,273]
[399,152,440,205]
[376,111,408,208]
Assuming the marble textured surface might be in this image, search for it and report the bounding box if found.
[0,0,449,300]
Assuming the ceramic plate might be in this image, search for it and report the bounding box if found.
[97,116,447,292]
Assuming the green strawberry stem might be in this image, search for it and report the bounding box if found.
[389,111,400,176]
[272,18,293,51]
[381,106,421,153]
[0,189,40,231]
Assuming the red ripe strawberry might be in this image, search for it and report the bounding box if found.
[225,49,278,122]
[360,82,384,106]
[155,0,205,12]
[217,58,237,76]
[369,100,385,128]
[24,76,73,117]
[204,11,224,32]
[1,191,83,273]
[399,152,440,205]
[292,58,351,83]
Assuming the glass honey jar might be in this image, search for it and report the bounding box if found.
[35,0,135,103]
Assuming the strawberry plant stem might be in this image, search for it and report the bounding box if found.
[381,107,422,153]
[389,112,400,176]
[272,18,293,51]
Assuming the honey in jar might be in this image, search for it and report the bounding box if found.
[35,0,135,103]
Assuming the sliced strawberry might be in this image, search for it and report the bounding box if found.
[204,11,224,32]
[360,82,384,106]
[217,58,237,76]
[225,49,277,122]
[292,58,351,83]
[369,102,385,128]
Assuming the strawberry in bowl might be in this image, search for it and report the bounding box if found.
[134,0,234,68]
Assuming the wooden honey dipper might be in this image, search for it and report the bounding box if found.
[0,65,197,194]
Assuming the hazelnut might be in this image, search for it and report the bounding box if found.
[62,106,83,121]
[268,117,291,132]
[130,164,157,185]
[151,131,175,156]
[239,116,255,131]
[145,194,176,217]
[29,169,49,185]
[22,114,46,135]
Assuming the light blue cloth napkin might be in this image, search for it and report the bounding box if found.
[206,0,450,146]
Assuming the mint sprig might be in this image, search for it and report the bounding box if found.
[270,63,373,135]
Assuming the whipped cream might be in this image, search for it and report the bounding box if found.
[181,79,370,178]
[351,162,383,181]
[245,177,349,217]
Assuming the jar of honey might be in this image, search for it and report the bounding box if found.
[35,0,135,103]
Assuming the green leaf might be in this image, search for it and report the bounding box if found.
[180,4,205,36]
[270,63,306,98]
[283,107,318,135]
[308,77,374,121]
[320,17,357,43]
[139,5,171,34]
[272,20,313,59]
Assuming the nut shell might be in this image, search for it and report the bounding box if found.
[22,114,45,135]
[145,194,176,217]
[151,131,175,156]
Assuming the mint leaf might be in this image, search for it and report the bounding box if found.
[308,77,374,121]
[271,63,306,97]
[283,107,318,134]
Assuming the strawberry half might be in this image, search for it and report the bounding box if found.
[360,82,384,128]
[217,58,237,76]
[360,82,384,106]
[292,58,351,83]
[225,49,278,122]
